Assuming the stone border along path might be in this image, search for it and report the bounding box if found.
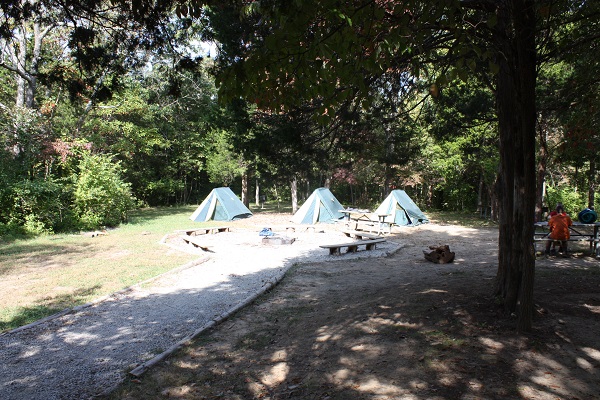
[0,229,401,400]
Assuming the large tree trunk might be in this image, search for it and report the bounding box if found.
[494,0,537,333]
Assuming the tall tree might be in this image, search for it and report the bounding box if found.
[207,0,598,331]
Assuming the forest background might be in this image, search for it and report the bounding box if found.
[0,1,597,237]
[0,0,599,333]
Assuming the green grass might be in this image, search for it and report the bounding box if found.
[426,210,498,228]
[0,206,208,332]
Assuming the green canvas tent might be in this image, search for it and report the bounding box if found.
[292,188,345,224]
[375,190,428,226]
[190,187,252,222]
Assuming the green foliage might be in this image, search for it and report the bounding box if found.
[205,129,246,186]
[8,179,74,234]
[545,185,587,217]
[419,81,498,211]
[74,153,135,229]
[0,107,51,179]
[79,69,218,205]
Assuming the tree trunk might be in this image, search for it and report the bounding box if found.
[536,119,549,222]
[255,179,260,207]
[490,174,499,221]
[494,0,537,333]
[274,184,280,210]
[589,159,596,208]
[241,173,249,207]
[291,177,298,214]
[477,173,484,217]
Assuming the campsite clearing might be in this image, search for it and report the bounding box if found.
[108,214,600,400]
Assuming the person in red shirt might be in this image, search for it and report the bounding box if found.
[545,205,573,255]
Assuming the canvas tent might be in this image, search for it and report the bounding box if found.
[292,188,345,224]
[375,190,428,226]
[190,187,252,222]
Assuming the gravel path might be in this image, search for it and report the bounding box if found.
[0,228,400,400]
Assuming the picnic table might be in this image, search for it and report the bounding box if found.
[534,221,600,256]
[339,210,391,235]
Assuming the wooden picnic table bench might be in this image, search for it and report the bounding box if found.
[180,235,212,252]
[534,221,600,256]
[176,226,230,236]
[320,238,386,255]
[339,210,391,234]
[341,230,381,240]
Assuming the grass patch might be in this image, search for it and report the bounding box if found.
[426,210,497,228]
[0,206,202,332]
[0,305,63,331]
[423,329,466,349]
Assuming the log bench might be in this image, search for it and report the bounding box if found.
[176,226,230,236]
[320,238,386,255]
[341,230,381,240]
[180,235,212,252]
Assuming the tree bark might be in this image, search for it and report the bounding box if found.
[494,0,537,333]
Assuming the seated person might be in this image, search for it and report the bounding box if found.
[547,202,562,220]
[545,205,573,255]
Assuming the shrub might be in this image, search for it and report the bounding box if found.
[545,185,586,218]
[74,153,135,229]
[9,179,74,234]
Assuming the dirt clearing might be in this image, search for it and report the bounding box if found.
[107,219,600,400]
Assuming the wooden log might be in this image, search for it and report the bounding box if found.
[423,245,455,264]
[180,236,212,252]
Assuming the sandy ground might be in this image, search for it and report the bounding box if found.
[105,214,600,400]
